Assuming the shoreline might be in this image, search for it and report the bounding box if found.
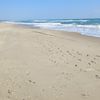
[14,23,100,43]
[0,23,100,100]
[1,21,100,38]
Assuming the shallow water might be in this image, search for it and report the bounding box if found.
[3,18,100,37]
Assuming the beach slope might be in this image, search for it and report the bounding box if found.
[0,23,100,100]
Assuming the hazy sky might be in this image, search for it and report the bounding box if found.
[0,0,100,20]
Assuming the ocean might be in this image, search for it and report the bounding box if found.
[4,18,100,37]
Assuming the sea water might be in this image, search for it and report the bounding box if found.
[4,18,100,37]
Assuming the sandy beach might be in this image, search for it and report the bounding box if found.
[0,23,100,100]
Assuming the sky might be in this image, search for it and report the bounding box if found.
[0,0,100,20]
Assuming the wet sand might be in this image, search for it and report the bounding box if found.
[0,23,100,100]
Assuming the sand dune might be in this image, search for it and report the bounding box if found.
[0,23,100,100]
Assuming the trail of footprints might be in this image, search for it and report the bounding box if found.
[42,40,99,67]
[39,39,100,80]
[33,35,99,69]
[29,37,100,98]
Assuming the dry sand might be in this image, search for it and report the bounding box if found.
[0,23,100,100]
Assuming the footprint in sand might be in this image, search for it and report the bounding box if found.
[28,80,36,84]
[95,75,100,79]
[49,59,57,64]
[86,54,90,57]
[75,64,78,67]
[91,60,96,64]
[96,55,100,58]
[61,72,72,80]
[81,93,89,97]
[7,89,12,98]
[66,50,72,56]
[94,57,96,60]
[78,59,82,62]
[88,62,91,66]
[8,89,12,95]
[76,51,82,56]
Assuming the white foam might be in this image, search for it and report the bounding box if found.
[33,20,47,22]
[31,23,100,37]
[63,19,88,22]
[2,21,100,37]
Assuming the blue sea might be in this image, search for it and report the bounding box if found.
[3,18,100,37]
